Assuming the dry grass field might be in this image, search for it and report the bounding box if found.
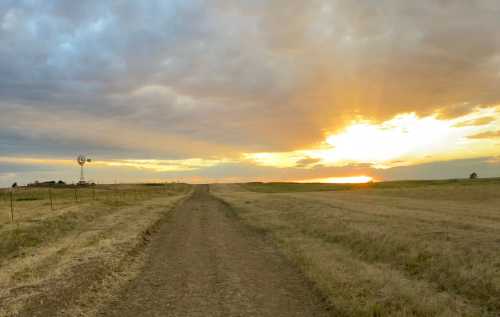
[2,180,499,316]
[0,183,191,316]
[212,179,500,317]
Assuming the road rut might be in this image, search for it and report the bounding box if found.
[100,185,330,317]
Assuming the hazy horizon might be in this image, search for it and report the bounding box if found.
[1,1,499,186]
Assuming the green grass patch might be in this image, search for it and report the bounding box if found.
[242,182,355,193]
[1,215,77,259]
[0,208,105,260]
[15,197,44,202]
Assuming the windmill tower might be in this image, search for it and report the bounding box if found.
[77,155,92,184]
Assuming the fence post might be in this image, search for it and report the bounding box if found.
[49,188,54,211]
[10,190,14,223]
[74,188,78,201]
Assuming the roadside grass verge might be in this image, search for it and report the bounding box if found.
[0,184,191,258]
[0,183,192,316]
[1,204,116,260]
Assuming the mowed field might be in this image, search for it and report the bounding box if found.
[0,183,191,316]
[212,179,500,317]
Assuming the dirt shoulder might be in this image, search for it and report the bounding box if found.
[99,185,330,317]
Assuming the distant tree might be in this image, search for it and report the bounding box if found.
[469,172,478,179]
[58,180,66,185]
[11,182,17,188]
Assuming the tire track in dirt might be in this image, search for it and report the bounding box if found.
[100,185,330,316]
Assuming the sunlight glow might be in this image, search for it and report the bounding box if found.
[298,176,373,184]
[2,108,498,185]
[318,113,454,168]
[245,107,500,170]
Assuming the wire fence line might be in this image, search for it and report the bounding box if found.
[0,184,184,224]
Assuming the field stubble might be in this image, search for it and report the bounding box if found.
[212,181,500,317]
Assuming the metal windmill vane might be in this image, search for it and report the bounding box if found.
[77,155,92,184]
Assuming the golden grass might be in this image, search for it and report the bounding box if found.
[212,181,500,316]
[0,183,191,316]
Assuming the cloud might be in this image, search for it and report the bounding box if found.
[468,131,500,139]
[452,116,497,127]
[1,1,500,182]
[101,158,233,172]
[0,103,240,158]
[1,2,500,152]
[1,154,499,187]
[0,156,233,173]
[295,157,322,168]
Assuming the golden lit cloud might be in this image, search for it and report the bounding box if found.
[101,158,231,172]
[245,107,500,170]
[0,157,75,166]
[452,116,497,128]
[468,131,500,139]
[0,157,230,173]
[242,152,306,169]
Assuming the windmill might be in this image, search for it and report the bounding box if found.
[77,155,92,184]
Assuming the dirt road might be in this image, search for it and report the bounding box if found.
[100,185,329,316]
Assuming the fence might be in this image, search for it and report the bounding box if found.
[0,184,180,224]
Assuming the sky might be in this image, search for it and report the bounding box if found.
[1,0,499,186]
